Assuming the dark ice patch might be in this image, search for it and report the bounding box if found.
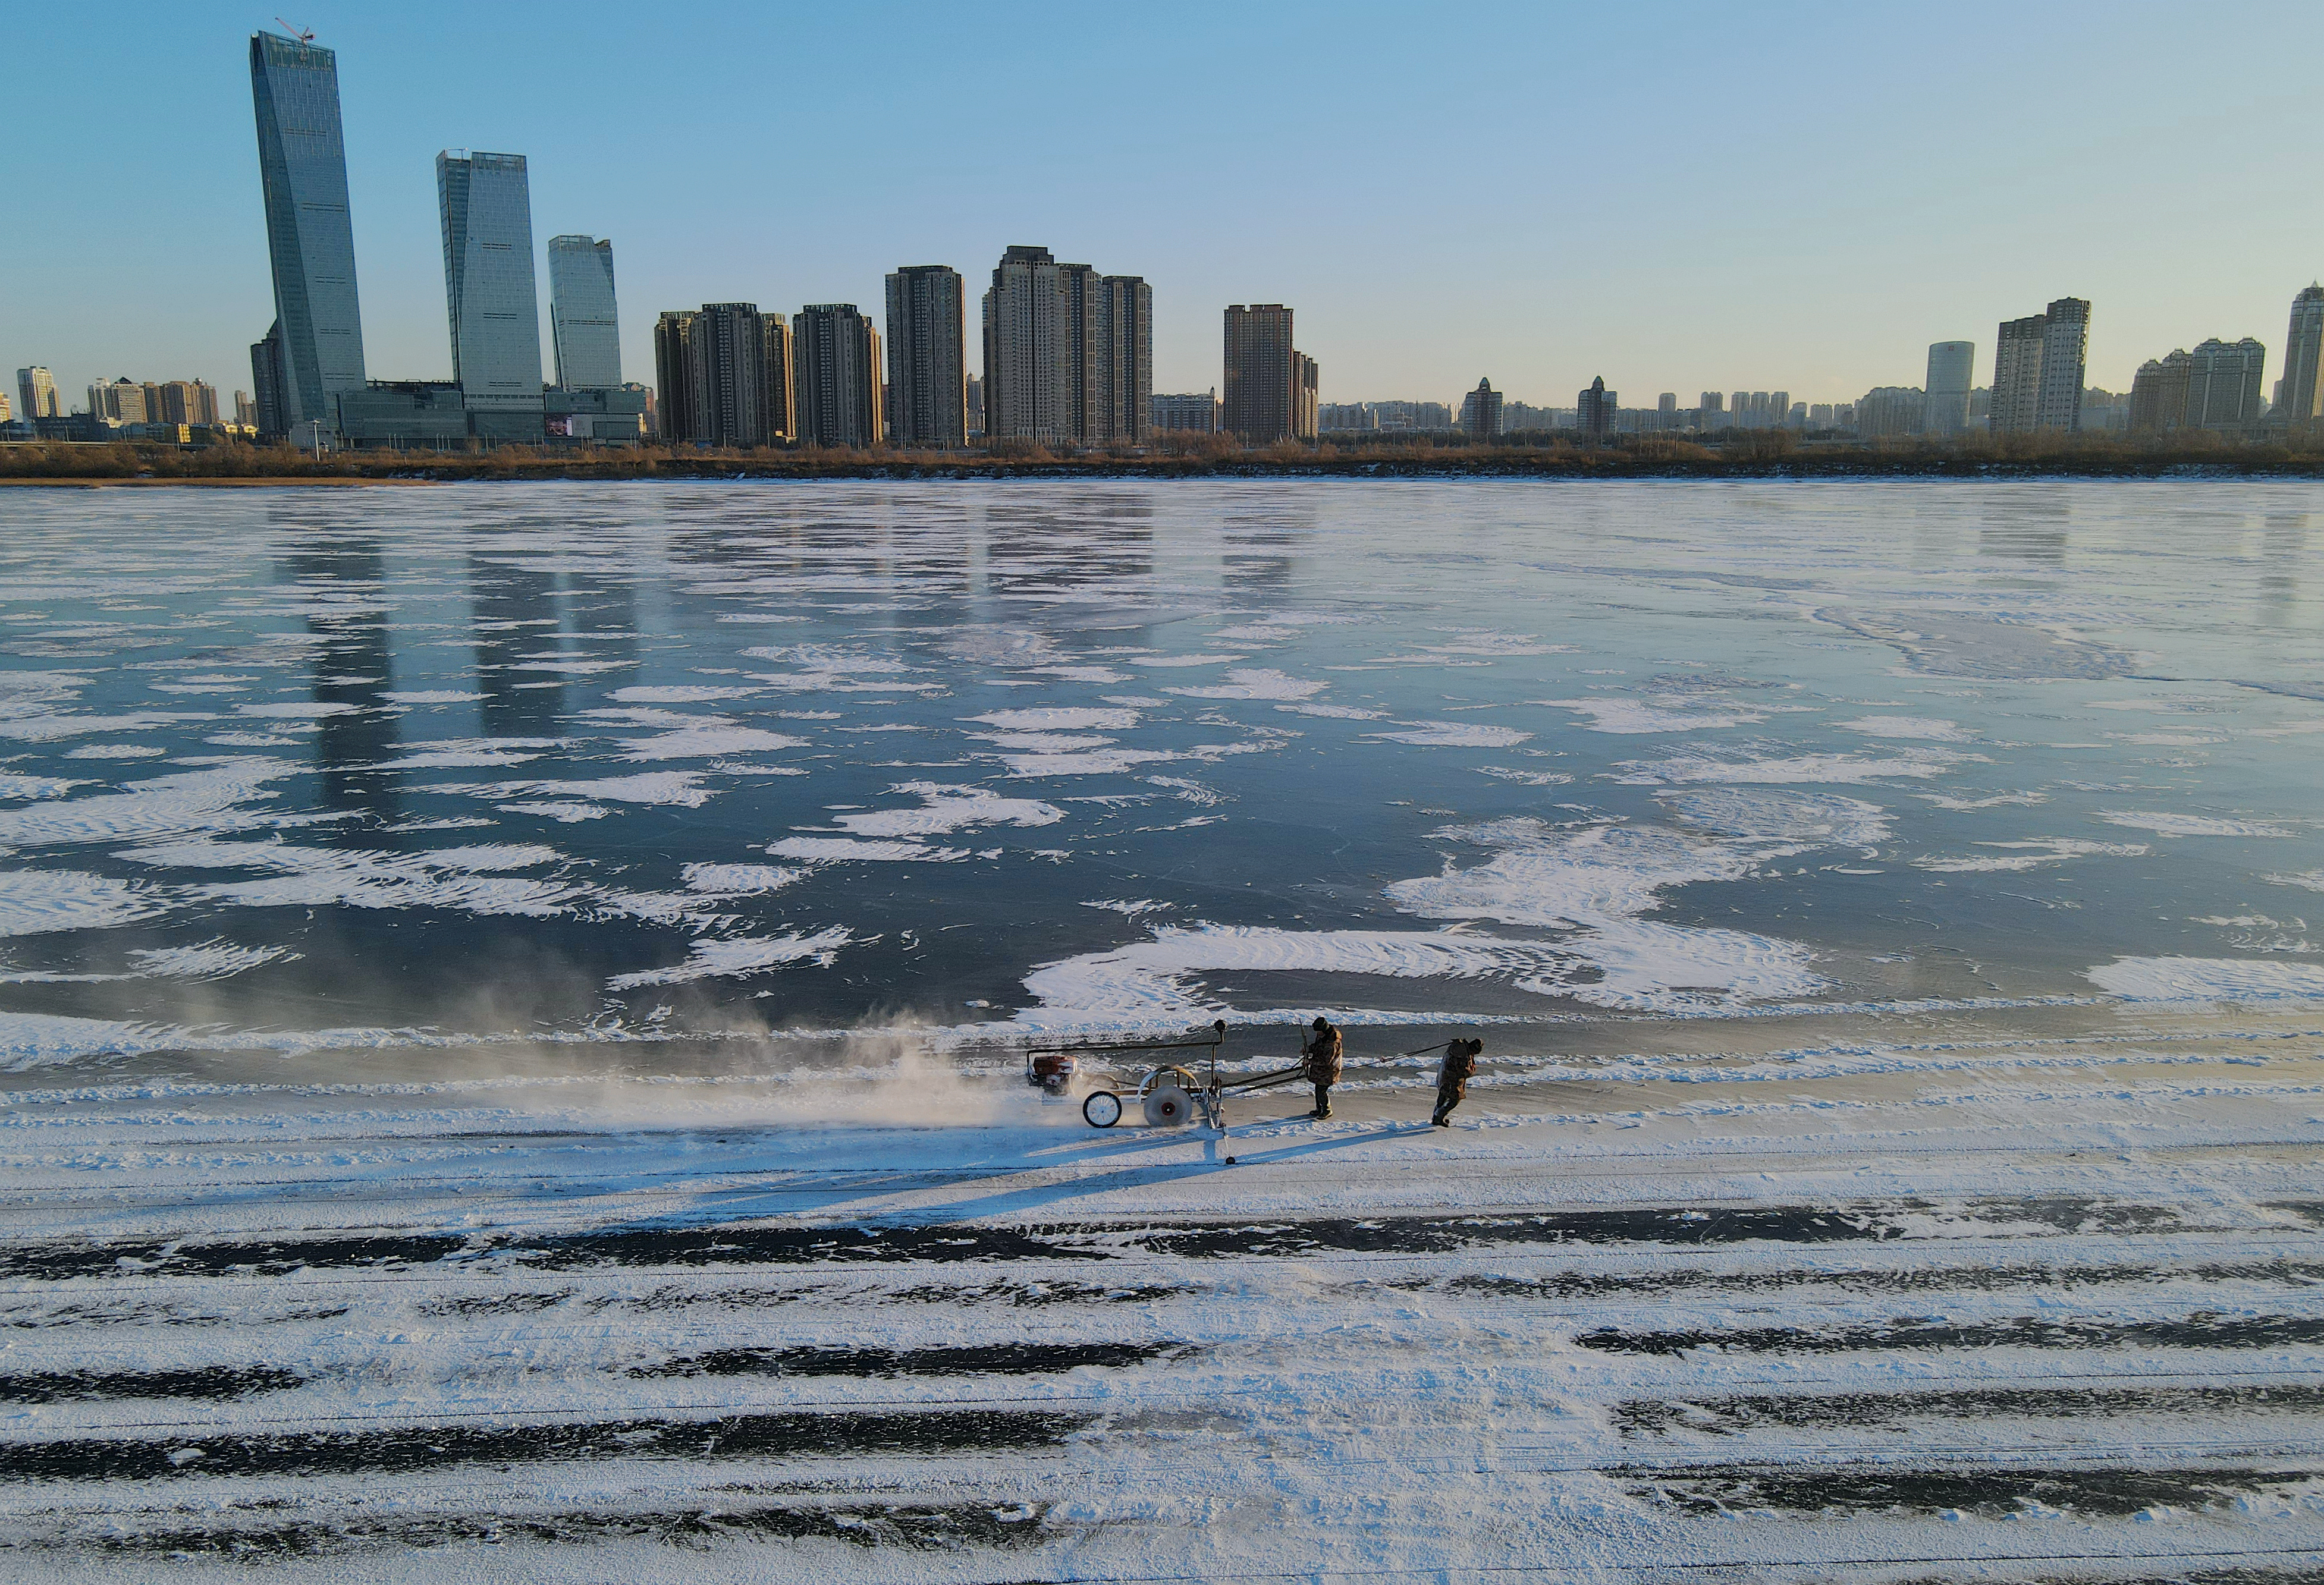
[0,1364,304,1404]
[1624,1462,2314,1519]
[417,1290,574,1318]
[0,1407,1094,1483]
[56,1501,1051,1559]
[1579,1312,2324,1357]
[1617,1382,2324,1436]
[631,1341,1191,1379]
[0,1195,2215,1285]
[1424,1257,2324,1304]
[0,1232,467,1283]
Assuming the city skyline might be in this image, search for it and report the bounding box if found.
[7,4,2320,414]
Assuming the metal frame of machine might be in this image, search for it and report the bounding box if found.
[1023,1020,1322,1131]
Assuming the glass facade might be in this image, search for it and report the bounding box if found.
[436,151,544,413]
[249,33,368,435]
[548,236,622,391]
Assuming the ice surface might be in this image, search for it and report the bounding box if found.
[2097,810,2295,838]
[0,759,292,846]
[828,783,1063,837]
[604,927,854,989]
[2086,955,2324,1000]
[463,771,714,807]
[768,836,970,862]
[0,479,2314,1071]
[1368,721,1534,747]
[0,869,163,935]
[1914,838,2149,872]
[1615,746,1972,784]
[1163,668,1329,701]
[619,722,808,761]
[1537,697,1764,733]
[1836,715,1973,740]
[964,707,1140,731]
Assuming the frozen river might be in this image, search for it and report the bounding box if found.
[1,479,2322,1580]
[0,478,2320,1067]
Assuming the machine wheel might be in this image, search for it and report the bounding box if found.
[1142,1085,1193,1127]
[1082,1090,1123,1128]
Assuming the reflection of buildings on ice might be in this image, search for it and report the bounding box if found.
[469,552,568,740]
[1978,491,2068,564]
[283,537,399,817]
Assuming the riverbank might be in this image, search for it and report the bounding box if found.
[7,433,2324,483]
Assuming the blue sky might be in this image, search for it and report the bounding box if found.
[7,1,2320,411]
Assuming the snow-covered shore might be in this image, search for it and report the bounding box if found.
[1,1001,2319,1582]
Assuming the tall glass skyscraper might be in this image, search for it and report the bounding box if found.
[548,236,622,390]
[249,32,368,437]
[436,150,545,435]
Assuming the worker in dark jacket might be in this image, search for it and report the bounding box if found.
[1432,1036,1483,1127]
[1302,1016,1344,1118]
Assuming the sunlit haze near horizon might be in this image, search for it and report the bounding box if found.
[7,0,2320,409]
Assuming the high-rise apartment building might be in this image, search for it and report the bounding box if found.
[2278,285,2324,427]
[2035,298,2090,432]
[1578,376,1615,436]
[1992,298,2093,433]
[794,304,884,448]
[884,265,966,448]
[16,367,62,421]
[1224,304,1303,443]
[436,151,544,438]
[548,235,622,391]
[249,31,366,438]
[234,391,257,427]
[1923,341,1976,436]
[154,380,219,426]
[1855,386,1924,438]
[1459,378,1505,438]
[1294,353,1319,441]
[89,379,151,424]
[2129,351,2193,433]
[981,246,1150,445]
[1990,313,2047,434]
[654,304,792,448]
[1095,275,1152,442]
[984,246,1064,443]
[2184,337,2266,432]
[251,323,287,439]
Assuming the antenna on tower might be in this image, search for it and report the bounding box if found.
[275,17,316,43]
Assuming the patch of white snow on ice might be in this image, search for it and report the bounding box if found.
[1164,669,1328,702]
[605,928,853,989]
[0,869,166,935]
[2096,810,2294,838]
[1614,747,1973,785]
[830,783,1064,837]
[767,836,970,862]
[1537,699,1763,734]
[1836,715,1974,741]
[1368,722,1534,748]
[2086,956,2324,1001]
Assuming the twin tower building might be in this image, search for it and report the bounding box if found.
[248,31,637,446]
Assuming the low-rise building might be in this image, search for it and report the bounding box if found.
[1152,390,1218,433]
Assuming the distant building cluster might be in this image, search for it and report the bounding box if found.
[8,29,2324,454]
